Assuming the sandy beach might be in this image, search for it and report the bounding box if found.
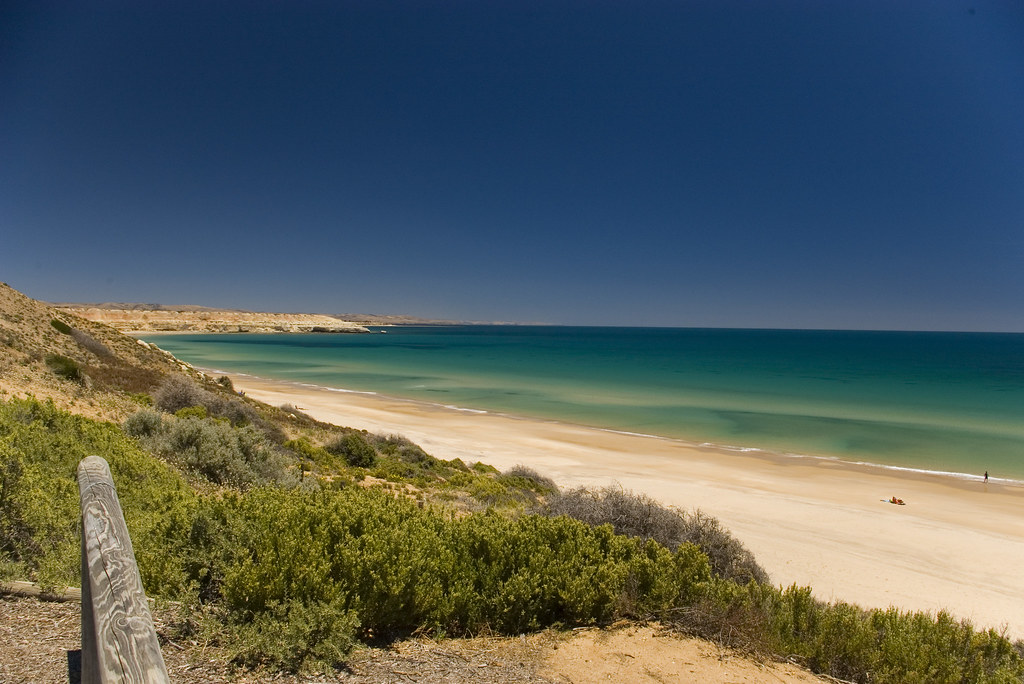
[233,373,1024,639]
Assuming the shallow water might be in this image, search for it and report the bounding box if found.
[144,326,1024,481]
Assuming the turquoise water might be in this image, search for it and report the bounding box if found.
[143,327,1024,481]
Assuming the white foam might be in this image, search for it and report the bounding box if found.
[442,404,488,414]
[323,386,378,396]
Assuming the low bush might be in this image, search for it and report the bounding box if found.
[283,436,331,462]
[5,397,1023,680]
[128,392,153,406]
[439,467,554,508]
[545,486,768,584]
[371,434,434,464]
[82,362,163,394]
[671,581,1024,683]
[123,408,164,437]
[498,465,558,495]
[0,397,197,593]
[125,408,294,489]
[45,354,83,383]
[326,432,377,468]
[161,418,293,488]
[175,405,209,420]
[213,487,714,638]
[154,375,209,413]
[153,376,263,430]
[70,328,113,358]
[49,319,72,335]
[225,596,360,673]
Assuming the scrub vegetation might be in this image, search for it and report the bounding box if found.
[2,392,1023,682]
[2,284,1023,682]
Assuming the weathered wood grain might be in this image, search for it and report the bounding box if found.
[78,455,169,684]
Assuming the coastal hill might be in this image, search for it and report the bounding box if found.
[0,283,203,419]
[57,303,371,334]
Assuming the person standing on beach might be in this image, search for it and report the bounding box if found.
[984,471,989,483]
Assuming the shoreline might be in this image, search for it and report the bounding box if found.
[225,370,1024,639]
[232,372,1024,489]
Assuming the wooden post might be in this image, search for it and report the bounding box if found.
[78,456,169,683]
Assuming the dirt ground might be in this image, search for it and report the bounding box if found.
[0,593,825,684]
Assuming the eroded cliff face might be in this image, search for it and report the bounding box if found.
[61,307,371,333]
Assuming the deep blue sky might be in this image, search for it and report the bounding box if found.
[2,1,1022,330]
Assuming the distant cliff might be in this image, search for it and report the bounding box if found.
[60,306,371,334]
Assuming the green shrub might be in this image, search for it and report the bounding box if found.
[214,487,714,639]
[126,405,295,489]
[0,448,34,568]
[546,486,768,584]
[497,465,558,501]
[45,354,83,383]
[283,437,332,463]
[326,433,377,468]
[128,392,153,406]
[49,319,72,334]
[175,405,209,420]
[448,471,544,508]
[672,580,1024,683]
[0,397,197,593]
[226,597,360,673]
[217,376,234,391]
[371,434,433,464]
[4,397,1023,681]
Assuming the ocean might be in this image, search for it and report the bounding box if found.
[142,326,1024,482]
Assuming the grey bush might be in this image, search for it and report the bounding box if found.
[499,464,557,494]
[128,407,294,488]
[163,418,292,487]
[69,329,113,359]
[544,485,768,584]
[154,375,208,414]
[153,376,262,429]
[123,409,164,438]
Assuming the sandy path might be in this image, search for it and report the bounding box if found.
[234,374,1024,639]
